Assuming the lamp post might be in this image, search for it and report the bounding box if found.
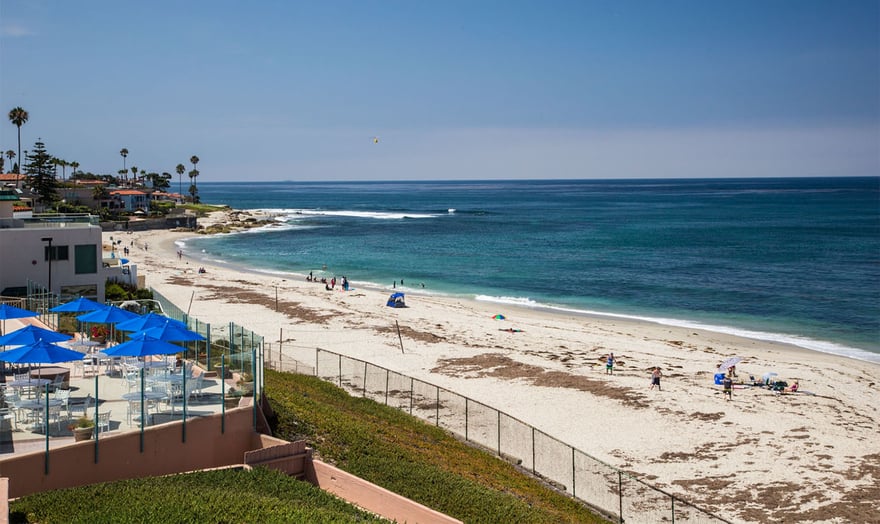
[41,237,53,297]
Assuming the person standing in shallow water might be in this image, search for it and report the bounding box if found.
[606,353,615,375]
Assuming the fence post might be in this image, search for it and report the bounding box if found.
[531,427,536,475]
[465,398,469,441]
[671,494,675,524]
[338,354,342,387]
[497,410,501,456]
[206,323,211,370]
[363,361,368,397]
[385,369,389,405]
[571,447,576,499]
[618,470,624,524]
[435,387,439,426]
[410,377,414,415]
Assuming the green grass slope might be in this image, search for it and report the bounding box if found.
[266,370,608,524]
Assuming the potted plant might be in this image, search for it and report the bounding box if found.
[224,387,242,409]
[69,416,95,441]
[90,325,109,343]
[236,372,254,396]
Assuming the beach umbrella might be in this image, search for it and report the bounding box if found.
[49,297,103,313]
[115,313,187,333]
[716,356,742,372]
[492,314,506,320]
[0,304,39,336]
[761,372,778,384]
[0,338,85,364]
[0,325,72,347]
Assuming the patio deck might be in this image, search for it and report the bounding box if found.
[0,318,244,456]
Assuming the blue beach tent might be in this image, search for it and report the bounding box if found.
[386,293,406,308]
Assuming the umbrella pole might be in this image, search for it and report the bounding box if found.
[221,356,226,434]
[94,372,99,463]
[44,383,50,475]
[182,360,187,443]
[140,368,145,453]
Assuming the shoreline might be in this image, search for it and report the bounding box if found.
[173,220,880,365]
[114,210,880,522]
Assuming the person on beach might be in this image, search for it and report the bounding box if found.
[650,367,662,390]
[606,353,614,375]
[722,375,733,401]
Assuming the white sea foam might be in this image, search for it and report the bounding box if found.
[264,208,439,220]
[474,295,880,363]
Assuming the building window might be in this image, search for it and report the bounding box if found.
[44,245,69,261]
[74,244,97,274]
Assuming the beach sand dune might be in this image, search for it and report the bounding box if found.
[112,212,880,523]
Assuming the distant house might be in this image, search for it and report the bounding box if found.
[0,173,26,187]
[109,189,150,212]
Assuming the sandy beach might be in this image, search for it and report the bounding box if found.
[111,211,879,523]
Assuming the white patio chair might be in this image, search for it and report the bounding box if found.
[0,407,17,430]
[54,389,71,417]
[48,374,66,392]
[96,411,111,433]
[37,405,64,434]
[68,394,93,418]
[13,372,30,382]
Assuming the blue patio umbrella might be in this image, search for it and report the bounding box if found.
[49,297,103,313]
[77,305,140,343]
[0,325,72,347]
[0,303,39,336]
[102,335,185,451]
[115,313,187,333]
[102,336,186,358]
[0,338,86,472]
[76,305,140,324]
[0,338,84,364]
[129,323,206,342]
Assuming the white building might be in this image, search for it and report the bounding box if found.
[0,190,135,301]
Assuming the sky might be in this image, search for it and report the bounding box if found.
[1,0,878,182]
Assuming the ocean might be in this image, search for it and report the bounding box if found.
[181,177,880,363]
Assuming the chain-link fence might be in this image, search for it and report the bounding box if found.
[265,344,733,524]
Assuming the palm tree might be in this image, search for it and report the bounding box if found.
[189,156,200,203]
[5,150,14,173]
[175,163,185,201]
[70,161,80,179]
[188,169,200,203]
[8,107,29,183]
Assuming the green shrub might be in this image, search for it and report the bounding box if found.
[9,467,388,523]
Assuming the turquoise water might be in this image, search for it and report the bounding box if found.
[183,177,880,362]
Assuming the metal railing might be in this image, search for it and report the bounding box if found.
[264,344,733,524]
[152,288,263,400]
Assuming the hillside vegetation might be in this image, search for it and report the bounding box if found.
[266,369,607,524]
[9,467,388,523]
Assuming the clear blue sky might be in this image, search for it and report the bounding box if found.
[1,1,878,181]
